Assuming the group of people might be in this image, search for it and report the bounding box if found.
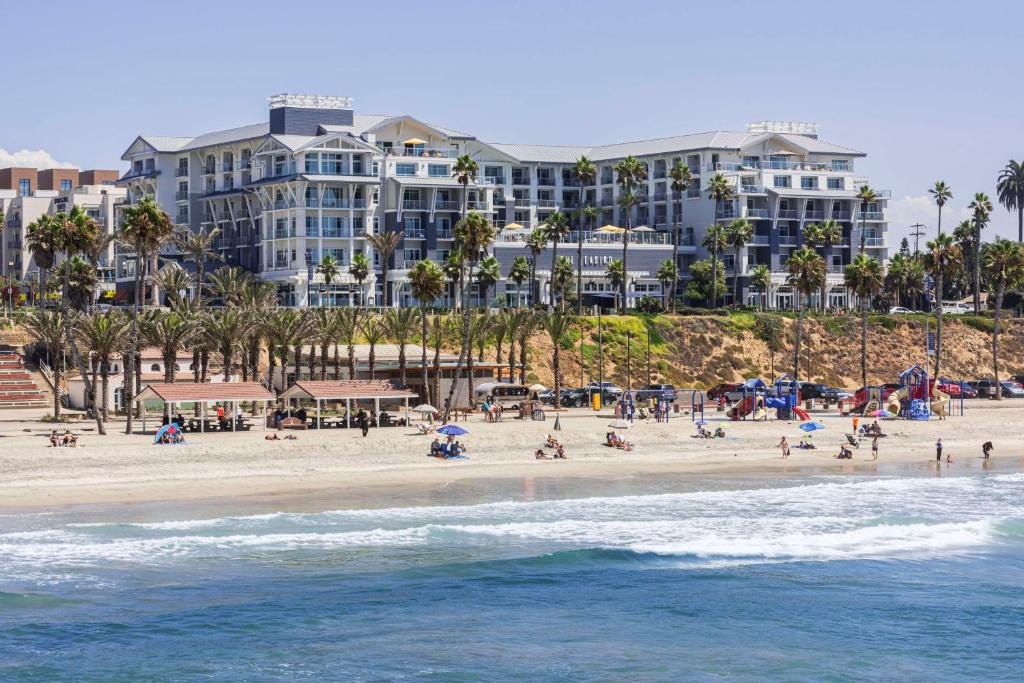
[695,424,726,439]
[605,431,634,451]
[157,430,185,445]
[48,430,79,448]
[534,434,567,459]
[481,400,505,422]
[430,435,465,458]
[264,432,298,441]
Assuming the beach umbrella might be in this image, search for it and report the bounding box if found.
[413,404,438,414]
[869,409,892,418]
[609,419,632,429]
[633,225,654,232]
[799,421,826,432]
[503,222,525,231]
[596,225,624,233]
[437,424,469,436]
[153,423,179,444]
[529,383,547,392]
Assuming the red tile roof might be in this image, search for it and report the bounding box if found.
[134,382,275,403]
[279,380,418,401]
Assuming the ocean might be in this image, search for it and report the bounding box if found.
[1,468,1023,681]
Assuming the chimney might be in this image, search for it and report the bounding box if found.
[268,93,355,135]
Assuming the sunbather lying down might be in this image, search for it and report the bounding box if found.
[604,431,634,451]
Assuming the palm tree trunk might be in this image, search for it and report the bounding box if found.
[861,295,869,389]
[101,362,110,422]
[793,298,804,381]
[399,346,407,387]
[420,309,428,403]
[710,255,718,309]
[670,210,680,314]
[973,220,982,314]
[333,344,341,381]
[1018,206,1023,245]
[293,344,302,385]
[369,345,375,380]
[223,349,233,383]
[444,260,476,419]
[507,335,516,384]
[319,344,328,380]
[52,361,62,419]
[200,349,209,383]
[552,346,561,409]
[993,284,1004,400]
[347,343,355,380]
[621,226,630,314]
[934,271,944,380]
[519,332,528,384]
[62,262,105,435]
[125,252,144,434]
[733,245,741,307]
[577,222,584,314]
[432,343,441,408]
[549,239,559,308]
[495,338,504,383]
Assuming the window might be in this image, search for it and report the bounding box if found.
[773,175,792,188]
[404,216,421,231]
[831,159,850,172]
[827,177,843,190]
[18,178,30,196]
[742,156,760,168]
[436,217,451,232]
[372,161,379,175]
[428,164,448,178]
[60,179,72,192]
[403,248,421,263]
[395,163,416,176]
[377,141,393,153]
[800,176,817,190]
[150,364,160,372]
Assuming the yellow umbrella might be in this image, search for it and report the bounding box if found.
[402,137,428,145]
[504,222,525,230]
[596,225,625,233]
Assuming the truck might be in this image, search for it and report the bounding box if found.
[633,384,678,403]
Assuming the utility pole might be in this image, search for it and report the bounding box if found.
[626,331,632,391]
[597,309,604,397]
[645,328,651,386]
[910,223,927,255]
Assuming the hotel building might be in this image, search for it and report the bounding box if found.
[116,95,888,309]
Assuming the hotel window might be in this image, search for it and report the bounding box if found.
[403,248,421,263]
[831,159,850,172]
[428,164,448,178]
[773,175,792,189]
[352,157,363,174]
[60,179,72,192]
[372,216,380,232]
[372,161,379,175]
[321,153,344,175]
[437,217,451,232]
[800,176,817,190]
[436,249,450,263]
[404,216,421,231]
[18,178,30,196]
[273,156,287,176]
[304,154,319,174]
[377,141,393,153]
[827,177,843,190]
[395,163,416,176]
[742,156,760,168]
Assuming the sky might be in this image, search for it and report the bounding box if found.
[2,0,1022,246]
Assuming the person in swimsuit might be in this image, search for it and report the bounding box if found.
[777,436,790,459]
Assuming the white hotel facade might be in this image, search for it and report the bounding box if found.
[116,94,889,309]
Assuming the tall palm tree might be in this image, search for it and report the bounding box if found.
[55,257,97,312]
[315,254,342,307]
[542,210,571,307]
[204,309,249,383]
[539,311,575,409]
[982,239,1024,398]
[445,212,496,418]
[551,256,575,310]
[571,156,598,311]
[507,255,530,308]
[442,249,464,308]
[175,226,222,305]
[517,310,537,384]
[150,264,193,309]
[656,259,677,310]
[996,161,1024,244]
[427,313,450,406]
[929,181,953,241]
[475,255,501,307]
[884,253,911,308]
[856,185,878,254]
[270,309,305,388]
[55,207,105,434]
[335,308,361,380]
[207,265,253,307]
[83,231,116,311]
[614,156,647,313]
[924,233,961,381]
[492,308,514,382]
[750,264,772,311]
[707,172,734,225]
[142,310,195,387]
[952,219,976,300]
[76,311,127,421]
[366,229,405,307]
[361,314,386,380]
[701,224,727,308]
[384,307,418,387]
[24,309,66,418]
[452,154,479,218]
[309,307,335,380]
[786,246,825,382]
[349,252,370,306]
[25,213,60,308]
[408,259,445,400]
[968,192,993,313]
[803,219,843,310]
[725,218,753,307]
[524,228,547,307]
[668,161,694,313]
[844,253,884,389]
[118,197,173,434]
[605,258,625,311]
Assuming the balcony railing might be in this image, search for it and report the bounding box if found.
[863,237,886,247]
[652,192,668,202]
[860,212,885,220]
[833,211,852,220]
[217,211,232,221]
[748,235,771,246]
[511,176,530,186]
[274,200,295,210]
[514,197,532,207]
[537,177,556,186]
[202,165,216,175]
[389,148,459,158]
[805,211,825,220]
[740,184,765,194]
[175,190,189,201]
[777,210,798,219]
[436,229,454,239]
[308,228,352,238]
[467,200,488,210]
[402,200,428,211]
[778,234,799,246]
[175,167,189,178]
[404,229,426,239]
[273,228,296,239]
[746,208,770,218]
[537,199,557,208]
[829,265,845,274]
[175,213,189,225]
[434,200,460,211]
[485,176,506,185]
[496,230,670,245]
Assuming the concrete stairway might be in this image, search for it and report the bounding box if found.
[0,353,50,409]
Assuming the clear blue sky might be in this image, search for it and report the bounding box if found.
[2,0,1021,244]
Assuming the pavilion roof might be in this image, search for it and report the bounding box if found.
[278,380,418,402]
[134,382,275,403]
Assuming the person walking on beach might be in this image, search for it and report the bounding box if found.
[357,410,369,437]
[936,438,943,463]
[871,434,879,461]
[777,436,790,459]
[983,441,993,459]
[852,414,860,435]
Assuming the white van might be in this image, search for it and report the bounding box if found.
[941,301,971,315]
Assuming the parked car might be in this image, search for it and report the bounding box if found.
[634,384,677,403]
[974,378,1000,398]
[798,383,830,400]
[560,388,595,408]
[586,381,623,397]
[941,301,972,315]
[889,306,916,314]
[821,387,853,402]
[1009,375,1024,386]
[707,382,742,400]
[957,383,979,399]
[1001,381,1024,398]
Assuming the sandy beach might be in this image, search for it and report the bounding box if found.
[2,399,1022,510]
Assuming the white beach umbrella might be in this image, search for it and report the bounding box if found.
[609,419,632,429]
[413,404,438,414]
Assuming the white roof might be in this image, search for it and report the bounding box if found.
[179,122,269,151]
[137,136,193,153]
[486,143,593,164]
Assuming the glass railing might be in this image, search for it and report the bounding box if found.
[390,148,459,158]
[777,210,798,219]
[861,212,885,220]
[805,211,825,220]
[434,201,460,211]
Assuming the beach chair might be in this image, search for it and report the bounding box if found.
[844,433,861,448]
[417,423,436,434]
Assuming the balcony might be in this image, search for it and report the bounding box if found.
[537,177,556,187]
[804,211,825,220]
[467,200,489,210]
[514,196,532,208]
[861,212,885,221]
[485,175,506,186]
[390,148,459,158]
[313,228,352,239]
[686,188,701,199]
[217,211,232,221]
[273,200,295,210]
[434,200,460,211]
[863,237,886,247]
[748,235,771,246]
[537,199,557,208]
[778,234,799,246]
[175,190,189,201]
[829,264,845,274]
[716,209,739,220]
[511,176,531,186]
[746,208,770,219]
[600,197,616,208]
[175,167,189,178]
[740,185,766,194]
[777,210,798,220]
[402,200,428,211]
[436,229,454,240]
[273,228,296,239]
[175,213,189,225]
[833,211,852,220]
[404,229,426,239]
[220,163,234,173]
[202,165,216,175]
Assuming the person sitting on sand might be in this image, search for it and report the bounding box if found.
[946,452,954,464]
[555,444,567,459]
[714,427,726,438]
[68,433,79,448]
[62,430,73,447]
[49,430,60,447]
[535,449,550,460]
[265,433,280,441]
[430,437,443,455]
[694,424,711,439]
[835,445,853,459]
[545,434,559,448]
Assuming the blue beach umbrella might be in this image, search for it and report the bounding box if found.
[799,422,826,433]
[153,423,180,444]
[437,424,468,436]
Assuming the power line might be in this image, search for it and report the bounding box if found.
[909,223,927,254]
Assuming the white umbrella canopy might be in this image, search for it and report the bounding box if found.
[633,226,654,232]
[413,404,438,413]
[609,419,632,429]
[529,383,547,392]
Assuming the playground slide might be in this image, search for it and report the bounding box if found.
[792,406,810,421]
[765,397,788,410]
[886,388,906,416]
[753,408,768,421]
[930,389,950,417]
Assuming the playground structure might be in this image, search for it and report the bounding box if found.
[727,379,768,421]
[770,375,809,421]
[677,389,704,423]
[854,365,962,419]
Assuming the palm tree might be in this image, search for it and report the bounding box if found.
[366,230,405,307]
[207,266,253,307]
[270,309,305,388]
[335,308,361,380]
[707,172,734,225]
[349,252,370,306]
[76,311,126,421]
[844,253,884,389]
[55,257,97,312]
[982,239,1024,398]
[551,256,575,310]
[507,255,530,308]
[314,254,342,307]
[83,231,116,311]
[475,255,501,307]
[803,219,843,310]
[996,161,1024,244]
[968,192,993,313]
[25,213,60,308]
[24,309,66,418]
[141,310,195,385]
[656,259,677,309]
[953,219,976,299]
[542,211,571,307]
[701,224,727,308]
[408,259,445,400]
[445,212,496,418]
[571,156,598,312]
[384,307,418,387]
[856,185,878,254]
[786,246,826,382]
[150,264,193,309]
[614,156,647,313]
[361,314,386,380]
[539,311,575,409]
[605,258,625,311]
[452,154,479,218]
[492,309,514,382]
[524,228,547,307]
[204,309,249,383]
[668,161,694,313]
[428,313,450,406]
[175,226,222,305]
[309,307,335,380]
[467,312,491,403]
[924,233,961,381]
[118,197,173,434]
[725,218,753,307]
[517,310,536,384]
[750,264,772,311]
[929,181,953,241]
[442,249,464,308]
[54,207,105,434]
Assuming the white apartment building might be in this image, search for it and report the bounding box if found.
[117,97,888,310]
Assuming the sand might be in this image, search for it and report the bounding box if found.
[1,400,1021,510]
